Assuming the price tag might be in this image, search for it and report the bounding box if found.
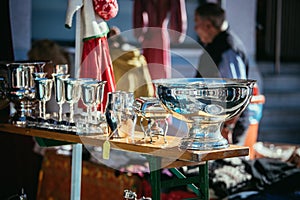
[102,140,111,160]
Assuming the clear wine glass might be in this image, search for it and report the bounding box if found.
[120,92,137,139]
[111,91,126,137]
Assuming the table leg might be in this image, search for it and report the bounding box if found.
[71,144,82,200]
[148,156,161,200]
[198,162,209,200]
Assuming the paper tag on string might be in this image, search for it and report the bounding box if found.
[102,140,111,160]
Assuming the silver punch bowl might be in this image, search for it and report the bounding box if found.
[153,78,256,150]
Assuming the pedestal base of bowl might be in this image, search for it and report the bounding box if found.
[179,137,229,150]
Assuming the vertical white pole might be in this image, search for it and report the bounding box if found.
[71,9,83,200]
[74,8,82,78]
[71,144,83,200]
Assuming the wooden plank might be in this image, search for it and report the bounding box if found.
[0,123,249,163]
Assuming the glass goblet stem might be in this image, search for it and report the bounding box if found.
[70,103,74,123]
[42,100,46,120]
[39,101,42,118]
[87,106,92,123]
[58,103,63,122]
[93,104,98,121]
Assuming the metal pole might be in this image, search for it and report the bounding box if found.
[74,6,82,78]
[275,0,282,74]
[72,9,83,195]
[199,162,209,200]
[148,156,161,200]
[71,144,83,200]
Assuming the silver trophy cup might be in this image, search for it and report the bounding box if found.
[0,61,47,125]
[153,78,256,150]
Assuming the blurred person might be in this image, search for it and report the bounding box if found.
[194,3,249,145]
[28,39,71,78]
[28,39,71,114]
[133,0,187,80]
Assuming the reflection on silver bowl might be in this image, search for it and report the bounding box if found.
[153,78,256,150]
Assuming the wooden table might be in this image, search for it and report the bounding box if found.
[0,124,249,200]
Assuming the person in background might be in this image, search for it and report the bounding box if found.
[194,3,249,145]
[133,0,187,80]
[28,39,71,78]
[28,39,71,115]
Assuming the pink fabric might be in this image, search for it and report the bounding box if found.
[133,0,187,80]
[80,37,116,111]
[93,0,118,21]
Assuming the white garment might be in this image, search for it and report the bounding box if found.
[65,0,109,40]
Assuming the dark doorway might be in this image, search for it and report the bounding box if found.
[256,0,300,61]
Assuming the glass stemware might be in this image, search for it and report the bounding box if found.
[105,91,137,138]
[120,92,137,139]
[112,91,126,125]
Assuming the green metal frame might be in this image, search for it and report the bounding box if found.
[147,156,209,200]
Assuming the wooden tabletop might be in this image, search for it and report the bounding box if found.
[0,123,248,164]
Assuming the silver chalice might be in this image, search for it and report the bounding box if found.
[64,78,81,123]
[34,78,53,120]
[153,78,256,150]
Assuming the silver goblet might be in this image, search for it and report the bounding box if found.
[153,78,256,150]
[32,72,47,79]
[33,72,47,118]
[64,78,81,123]
[34,78,53,120]
[92,81,107,133]
[94,80,106,115]
[53,73,70,123]
[81,81,97,133]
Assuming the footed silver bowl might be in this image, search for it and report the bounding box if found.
[153,78,256,150]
